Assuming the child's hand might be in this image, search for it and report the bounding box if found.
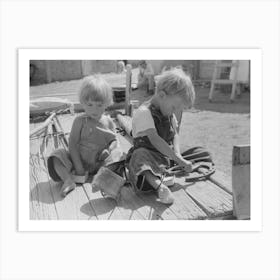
[98,149,110,161]
[177,157,193,173]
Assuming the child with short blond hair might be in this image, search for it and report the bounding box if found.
[127,68,195,204]
[48,75,122,197]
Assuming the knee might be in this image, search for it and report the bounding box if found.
[52,157,64,172]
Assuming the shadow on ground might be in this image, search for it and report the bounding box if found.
[30,181,64,204]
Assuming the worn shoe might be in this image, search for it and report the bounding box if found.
[163,175,175,187]
[61,179,76,197]
[158,185,174,204]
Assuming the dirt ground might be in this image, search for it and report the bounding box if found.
[30,70,250,179]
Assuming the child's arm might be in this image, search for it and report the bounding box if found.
[69,117,85,175]
[98,116,121,161]
[172,131,192,172]
[145,128,181,161]
[171,113,181,156]
[107,116,120,152]
[172,132,181,156]
[145,128,192,171]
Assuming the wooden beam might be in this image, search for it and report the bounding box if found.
[29,135,58,220]
[185,180,233,218]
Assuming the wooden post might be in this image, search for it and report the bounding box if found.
[125,64,132,116]
[232,145,250,219]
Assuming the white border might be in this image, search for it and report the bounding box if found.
[19,49,261,232]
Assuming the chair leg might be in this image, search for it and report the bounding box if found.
[209,62,218,102]
[209,82,215,102]
[230,81,237,102]
[236,84,241,97]
[230,60,239,103]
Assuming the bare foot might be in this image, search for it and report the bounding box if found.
[61,179,76,197]
[158,184,174,204]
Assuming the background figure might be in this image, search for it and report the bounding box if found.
[137,60,155,95]
[229,60,249,82]
[116,60,126,73]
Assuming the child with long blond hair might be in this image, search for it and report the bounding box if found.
[47,76,122,197]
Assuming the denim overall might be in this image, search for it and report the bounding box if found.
[131,103,175,153]
[126,103,176,192]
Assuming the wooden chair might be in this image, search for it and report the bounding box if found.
[209,60,240,103]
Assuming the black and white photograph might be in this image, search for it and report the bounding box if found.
[23,51,257,226]
[2,1,280,279]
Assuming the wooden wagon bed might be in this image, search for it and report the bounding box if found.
[30,113,233,220]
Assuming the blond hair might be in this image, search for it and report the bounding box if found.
[156,68,195,107]
[78,75,113,107]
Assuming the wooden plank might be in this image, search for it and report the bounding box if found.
[84,184,145,220]
[137,191,179,220]
[155,175,208,219]
[232,145,250,219]
[29,138,58,220]
[168,186,208,220]
[29,202,37,220]
[83,182,125,220]
[112,187,146,220]
[49,181,97,220]
[43,126,96,220]
[185,180,233,218]
[119,187,159,220]
[209,170,232,194]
